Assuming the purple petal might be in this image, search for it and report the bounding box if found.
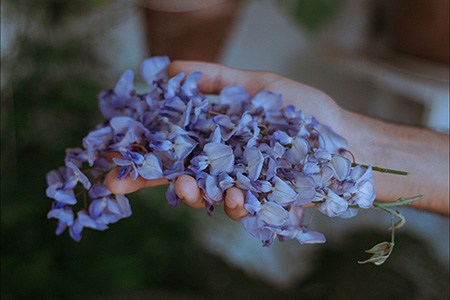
[235,172,256,192]
[244,147,264,181]
[285,205,304,227]
[266,157,278,180]
[241,216,260,238]
[294,174,316,204]
[65,148,88,166]
[350,164,367,181]
[330,155,351,181]
[204,143,234,175]
[303,162,320,175]
[183,99,193,127]
[78,210,108,230]
[354,165,373,183]
[164,96,186,112]
[97,211,121,225]
[106,198,122,216]
[210,126,222,144]
[353,179,376,209]
[137,153,163,180]
[232,112,253,137]
[89,183,112,199]
[253,180,272,193]
[204,174,223,203]
[89,199,107,219]
[55,221,68,235]
[213,115,235,130]
[273,131,293,145]
[182,71,202,96]
[173,135,197,160]
[244,191,261,215]
[113,157,131,166]
[114,69,134,97]
[115,194,132,217]
[316,124,348,154]
[129,164,139,180]
[45,182,62,199]
[219,85,249,114]
[190,155,209,173]
[296,229,326,244]
[69,219,83,242]
[267,176,297,205]
[241,216,276,246]
[111,119,149,150]
[259,201,289,226]
[286,138,309,165]
[218,173,235,191]
[141,56,170,84]
[283,105,296,118]
[66,161,91,189]
[83,126,112,166]
[251,90,282,112]
[117,165,132,180]
[319,166,334,184]
[110,116,135,134]
[62,174,78,191]
[150,140,173,152]
[314,148,332,161]
[166,72,185,98]
[338,207,359,219]
[126,151,145,165]
[215,118,238,142]
[47,206,74,226]
[318,190,349,217]
[53,189,77,205]
[166,182,179,206]
[46,170,63,186]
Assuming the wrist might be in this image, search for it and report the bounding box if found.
[339,109,449,214]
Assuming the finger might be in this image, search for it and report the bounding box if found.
[103,151,121,161]
[224,187,248,221]
[168,61,277,95]
[104,167,168,194]
[174,175,205,209]
[168,60,336,111]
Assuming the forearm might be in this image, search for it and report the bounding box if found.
[341,109,450,215]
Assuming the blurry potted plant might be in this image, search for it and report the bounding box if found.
[386,0,449,65]
[143,0,243,61]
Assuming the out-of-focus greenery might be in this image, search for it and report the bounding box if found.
[279,0,345,33]
[1,1,448,299]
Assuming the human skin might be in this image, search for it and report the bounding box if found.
[105,61,450,219]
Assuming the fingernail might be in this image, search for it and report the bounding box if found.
[227,199,238,209]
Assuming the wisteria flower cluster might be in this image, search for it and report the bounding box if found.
[46,56,378,246]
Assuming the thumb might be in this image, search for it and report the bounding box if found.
[104,167,169,194]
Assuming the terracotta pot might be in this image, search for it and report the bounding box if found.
[389,0,449,64]
[143,0,242,62]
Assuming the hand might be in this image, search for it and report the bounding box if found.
[105,61,450,217]
[105,61,346,220]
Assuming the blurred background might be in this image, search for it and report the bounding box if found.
[1,0,449,299]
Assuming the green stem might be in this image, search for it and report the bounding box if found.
[352,163,408,176]
[374,195,423,208]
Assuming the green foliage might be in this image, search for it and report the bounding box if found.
[280,0,345,33]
